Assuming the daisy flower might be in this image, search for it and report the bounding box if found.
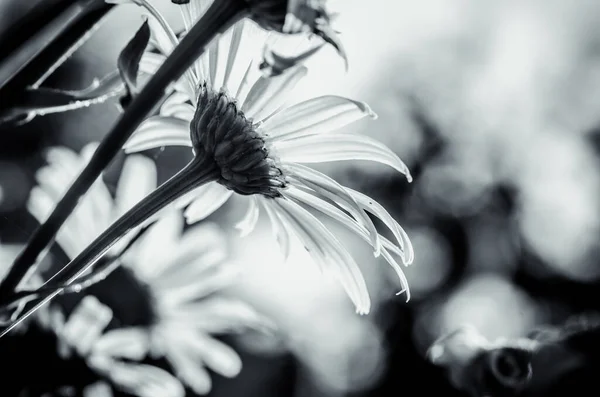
[56,0,414,315]
[28,144,272,396]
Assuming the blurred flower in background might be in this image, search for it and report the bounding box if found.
[27,144,272,396]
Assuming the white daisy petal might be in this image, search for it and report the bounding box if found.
[164,342,213,395]
[273,198,371,314]
[155,247,227,294]
[269,199,328,273]
[138,53,194,96]
[159,265,240,307]
[27,188,85,259]
[139,52,165,75]
[285,185,409,263]
[124,116,191,153]
[345,187,414,264]
[107,361,185,397]
[185,332,242,378]
[61,296,113,357]
[91,328,150,361]
[168,297,272,333]
[184,182,233,224]
[235,196,260,237]
[115,155,157,218]
[241,66,307,121]
[225,21,267,96]
[283,188,411,299]
[221,22,244,91]
[208,40,220,89]
[276,133,412,181]
[39,145,113,247]
[129,211,183,279]
[79,145,114,227]
[263,95,376,140]
[144,7,178,56]
[150,222,226,285]
[285,163,381,256]
[50,307,72,359]
[83,382,113,397]
[260,198,292,260]
[45,146,81,169]
[381,248,411,301]
[160,98,195,121]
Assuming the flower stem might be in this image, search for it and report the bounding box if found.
[0,0,248,305]
[0,156,220,337]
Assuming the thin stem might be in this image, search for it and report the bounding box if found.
[0,0,248,303]
[0,156,220,337]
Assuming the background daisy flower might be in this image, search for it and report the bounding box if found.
[28,144,273,396]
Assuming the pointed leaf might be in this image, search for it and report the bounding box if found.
[118,20,151,108]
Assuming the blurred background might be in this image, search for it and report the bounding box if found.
[1,0,600,396]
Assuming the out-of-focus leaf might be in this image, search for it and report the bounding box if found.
[118,20,151,109]
[0,72,125,126]
[260,43,325,77]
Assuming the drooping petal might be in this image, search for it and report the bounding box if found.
[241,66,307,121]
[183,182,233,224]
[283,187,411,299]
[263,95,376,141]
[235,196,260,237]
[285,162,381,256]
[345,187,414,264]
[124,116,192,153]
[273,198,371,314]
[261,198,292,260]
[381,248,411,302]
[276,133,412,181]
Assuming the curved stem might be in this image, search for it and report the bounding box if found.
[0,0,248,303]
[0,156,220,337]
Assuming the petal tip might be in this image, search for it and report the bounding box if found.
[354,100,377,119]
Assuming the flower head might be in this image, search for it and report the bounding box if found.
[28,145,272,396]
[124,4,415,314]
